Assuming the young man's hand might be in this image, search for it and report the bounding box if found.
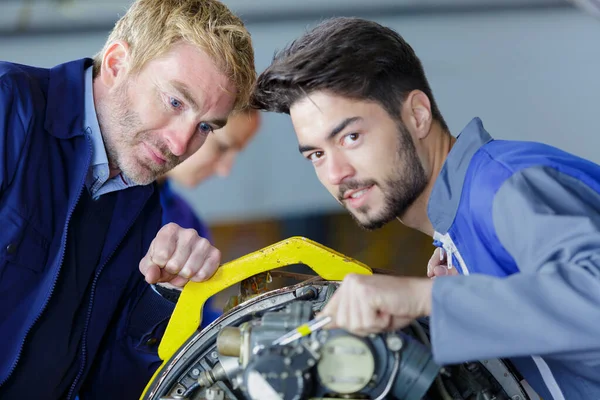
[139,223,221,287]
[427,247,458,278]
[320,274,433,336]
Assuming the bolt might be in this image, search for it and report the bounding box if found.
[284,357,292,366]
[512,396,522,400]
[191,368,200,376]
[281,372,289,379]
[386,334,403,352]
[211,351,218,359]
[307,359,316,367]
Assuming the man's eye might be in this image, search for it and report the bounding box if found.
[343,133,359,145]
[198,122,214,135]
[170,97,182,109]
[308,151,324,161]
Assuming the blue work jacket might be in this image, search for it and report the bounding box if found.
[0,58,174,399]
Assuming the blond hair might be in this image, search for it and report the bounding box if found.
[93,0,255,110]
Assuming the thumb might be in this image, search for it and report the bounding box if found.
[433,265,449,277]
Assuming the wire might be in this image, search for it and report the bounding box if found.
[374,351,401,400]
[181,381,200,399]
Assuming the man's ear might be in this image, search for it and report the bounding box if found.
[401,90,433,140]
[99,40,131,89]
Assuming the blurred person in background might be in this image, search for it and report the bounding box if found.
[157,108,261,326]
[0,0,255,398]
[252,17,600,400]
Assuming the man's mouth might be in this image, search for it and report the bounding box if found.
[341,185,375,209]
[143,143,167,165]
[344,186,373,200]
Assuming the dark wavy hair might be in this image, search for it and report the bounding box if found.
[251,17,447,131]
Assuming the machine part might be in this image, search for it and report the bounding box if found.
[385,333,404,352]
[273,315,332,346]
[479,359,530,400]
[224,272,273,313]
[142,280,533,400]
[141,237,534,400]
[206,387,226,400]
[390,333,439,400]
[317,335,375,394]
[375,351,400,400]
[150,236,373,376]
[197,362,228,387]
[217,327,243,358]
[242,344,316,400]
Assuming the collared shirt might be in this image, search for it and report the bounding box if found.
[83,66,138,199]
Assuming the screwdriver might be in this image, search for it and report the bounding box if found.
[272,315,332,346]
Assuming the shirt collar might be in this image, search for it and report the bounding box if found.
[83,66,109,168]
[427,117,493,234]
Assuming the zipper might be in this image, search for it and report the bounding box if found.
[0,135,92,388]
[433,231,470,276]
[444,234,470,276]
[66,183,151,399]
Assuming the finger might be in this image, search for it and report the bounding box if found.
[335,274,364,332]
[144,264,162,284]
[157,269,177,284]
[361,286,392,336]
[348,283,367,334]
[320,287,343,329]
[150,224,179,267]
[168,275,190,288]
[140,255,161,284]
[433,265,449,277]
[427,248,446,277]
[427,248,448,278]
[389,315,413,331]
[190,247,221,282]
[164,229,197,276]
[179,238,211,279]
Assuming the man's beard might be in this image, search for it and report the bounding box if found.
[339,122,428,231]
[98,83,180,185]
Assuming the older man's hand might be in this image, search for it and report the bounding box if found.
[139,223,221,287]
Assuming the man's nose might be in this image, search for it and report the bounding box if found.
[163,120,198,157]
[326,152,354,186]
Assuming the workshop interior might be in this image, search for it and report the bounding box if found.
[2,0,600,399]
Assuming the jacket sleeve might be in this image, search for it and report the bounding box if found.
[430,165,600,366]
[0,76,33,197]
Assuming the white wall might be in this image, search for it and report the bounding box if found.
[2,7,600,223]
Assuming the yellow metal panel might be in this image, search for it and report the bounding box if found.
[140,236,371,399]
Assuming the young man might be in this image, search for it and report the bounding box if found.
[0,0,255,398]
[157,108,261,324]
[252,17,600,400]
